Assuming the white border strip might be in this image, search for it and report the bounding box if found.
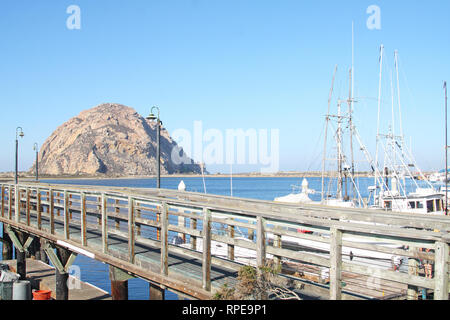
[56,240,96,259]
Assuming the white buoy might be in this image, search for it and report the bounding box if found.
[178,180,186,191]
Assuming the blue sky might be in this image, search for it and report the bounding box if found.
[0,1,448,174]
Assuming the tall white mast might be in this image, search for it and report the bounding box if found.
[350,21,355,199]
[374,44,384,203]
[390,71,396,174]
[351,21,355,113]
[337,100,343,200]
[394,50,405,151]
[322,65,337,201]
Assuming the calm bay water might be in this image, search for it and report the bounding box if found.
[1,176,440,299]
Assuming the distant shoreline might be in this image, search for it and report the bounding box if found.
[0,171,423,181]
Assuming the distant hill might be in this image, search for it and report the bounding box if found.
[31,103,202,176]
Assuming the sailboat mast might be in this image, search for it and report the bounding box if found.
[337,100,343,200]
[374,44,384,204]
[322,65,337,201]
[348,67,355,201]
[350,22,355,201]
[394,50,404,144]
[390,71,396,176]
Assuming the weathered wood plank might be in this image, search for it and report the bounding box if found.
[128,196,135,263]
[202,208,211,291]
[330,227,343,300]
[256,216,266,269]
[81,192,87,247]
[37,188,42,230]
[434,241,449,300]
[160,202,168,276]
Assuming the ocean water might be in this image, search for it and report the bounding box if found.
[1,176,440,299]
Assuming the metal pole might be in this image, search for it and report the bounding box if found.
[156,117,160,189]
[15,138,18,184]
[35,148,39,181]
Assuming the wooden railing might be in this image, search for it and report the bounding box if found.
[0,182,449,299]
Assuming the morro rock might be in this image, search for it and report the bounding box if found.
[33,103,201,176]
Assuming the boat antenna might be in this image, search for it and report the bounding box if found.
[322,64,338,201]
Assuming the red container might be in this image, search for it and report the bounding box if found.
[32,290,52,300]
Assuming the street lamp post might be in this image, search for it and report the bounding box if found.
[33,143,39,181]
[15,127,24,184]
[146,106,161,188]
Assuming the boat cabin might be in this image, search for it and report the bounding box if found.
[381,194,444,214]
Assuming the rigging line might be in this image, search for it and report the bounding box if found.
[340,156,365,206]
[307,118,327,172]
[352,126,390,199]
[401,142,435,190]
[378,139,410,199]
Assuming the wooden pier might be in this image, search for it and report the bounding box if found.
[0,182,449,300]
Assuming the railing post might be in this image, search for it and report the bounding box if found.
[191,218,197,250]
[37,188,42,230]
[128,196,135,263]
[330,227,343,300]
[101,193,108,254]
[115,199,120,230]
[160,202,168,276]
[1,185,4,217]
[80,192,87,246]
[434,241,449,300]
[407,247,419,300]
[273,229,282,270]
[202,208,211,291]
[179,215,186,243]
[8,186,12,220]
[25,187,30,226]
[64,190,70,239]
[256,216,266,269]
[228,224,235,261]
[49,189,55,235]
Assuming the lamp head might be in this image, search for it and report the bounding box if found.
[146,113,157,121]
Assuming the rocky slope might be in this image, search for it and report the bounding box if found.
[32,103,201,176]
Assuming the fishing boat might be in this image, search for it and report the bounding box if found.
[276,45,445,215]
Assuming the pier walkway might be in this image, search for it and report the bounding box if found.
[0,182,449,300]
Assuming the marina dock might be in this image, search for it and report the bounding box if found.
[3,258,111,300]
[0,182,449,300]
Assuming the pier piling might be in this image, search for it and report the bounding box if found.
[55,246,72,300]
[149,282,165,300]
[109,266,133,300]
[1,223,13,260]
